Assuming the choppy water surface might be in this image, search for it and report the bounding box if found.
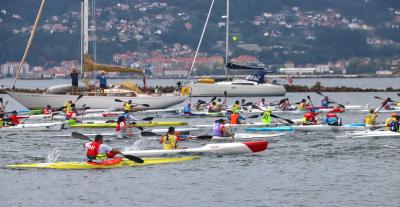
[1,89,400,206]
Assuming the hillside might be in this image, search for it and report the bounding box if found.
[1,0,400,73]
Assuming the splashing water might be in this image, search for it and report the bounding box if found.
[46,147,61,163]
[124,138,146,151]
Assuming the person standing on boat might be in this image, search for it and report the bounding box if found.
[261,108,273,124]
[97,72,107,95]
[70,68,79,95]
[324,112,342,126]
[84,135,122,161]
[160,127,184,150]
[183,103,192,115]
[364,109,377,125]
[230,110,245,124]
[385,113,397,131]
[321,96,331,108]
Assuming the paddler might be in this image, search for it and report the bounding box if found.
[64,100,73,113]
[122,110,138,123]
[383,98,394,110]
[261,108,273,124]
[66,104,80,125]
[324,112,342,126]
[279,98,290,110]
[212,119,232,137]
[389,115,400,132]
[182,103,192,115]
[364,109,378,125]
[385,113,397,131]
[302,108,318,125]
[8,111,20,126]
[0,102,5,119]
[116,116,128,134]
[298,99,309,111]
[258,98,267,108]
[230,110,245,124]
[43,105,53,114]
[208,102,218,113]
[321,96,330,108]
[230,100,240,112]
[241,99,247,110]
[123,100,135,112]
[84,134,122,161]
[216,98,224,111]
[160,127,184,150]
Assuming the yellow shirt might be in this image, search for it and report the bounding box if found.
[231,104,240,112]
[64,103,72,113]
[162,134,177,150]
[124,103,132,111]
[365,113,377,125]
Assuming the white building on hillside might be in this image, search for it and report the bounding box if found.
[1,62,30,77]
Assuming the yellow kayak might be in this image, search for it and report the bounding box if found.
[7,156,199,170]
[70,121,187,128]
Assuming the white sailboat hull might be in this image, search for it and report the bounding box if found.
[7,92,186,110]
[189,81,286,97]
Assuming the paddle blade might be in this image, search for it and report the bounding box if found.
[141,131,159,137]
[0,97,2,104]
[209,96,216,103]
[315,91,324,96]
[114,99,123,103]
[196,135,213,139]
[141,104,150,107]
[374,96,384,100]
[71,132,91,140]
[74,94,83,103]
[142,117,153,121]
[247,114,259,119]
[122,154,144,163]
[244,102,253,106]
[105,120,116,123]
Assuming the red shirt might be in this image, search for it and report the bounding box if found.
[9,115,20,125]
[304,112,317,124]
[86,141,101,158]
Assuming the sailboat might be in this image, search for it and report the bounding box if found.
[7,0,185,110]
[187,0,286,97]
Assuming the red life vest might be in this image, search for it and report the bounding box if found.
[230,113,239,124]
[86,141,101,158]
[9,115,20,125]
[66,111,75,119]
[43,108,52,114]
[304,112,316,123]
[326,112,337,118]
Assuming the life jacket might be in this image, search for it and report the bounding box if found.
[389,121,399,132]
[325,115,340,126]
[212,123,223,136]
[365,113,376,125]
[9,115,20,125]
[43,108,52,114]
[261,111,272,124]
[124,103,132,111]
[161,134,177,150]
[230,113,239,124]
[385,117,396,130]
[326,112,337,118]
[0,119,3,128]
[183,105,191,114]
[230,104,240,112]
[86,141,106,160]
[116,121,126,132]
[303,112,316,124]
[321,99,329,108]
[64,103,72,113]
[298,103,306,110]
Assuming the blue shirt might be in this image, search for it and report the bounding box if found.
[97,75,107,86]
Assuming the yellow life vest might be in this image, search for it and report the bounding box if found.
[298,103,306,110]
[162,134,177,150]
[181,86,190,96]
[0,120,3,128]
[231,104,240,112]
[64,103,72,113]
[365,113,377,125]
[124,103,132,111]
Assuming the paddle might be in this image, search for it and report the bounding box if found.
[375,98,391,113]
[223,91,227,105]
[207,96,217,105]
[315,92,345,108]
[56,94,83,111]
[71,132,144,163]
[114,99,150,107]
[140,131,213,139]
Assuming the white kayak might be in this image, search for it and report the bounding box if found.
[344,130,400,138]
[208,133,286,140]
[0,122,65,132]
[247,123,383,132]
[123,141,268,157]
[22,112,123,121]
[55,128,200,138]
[192,120,303,128]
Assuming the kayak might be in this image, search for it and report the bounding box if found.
[21,112,122,121]
[70,121,188,128]
[55,128,200,137]
[247,123,376,132]
[6,156,199,170]
[192,120,303,129]
[0,122,65,132]
[345,130,400,138]
[191,133,286,141]
[123,141,268,157]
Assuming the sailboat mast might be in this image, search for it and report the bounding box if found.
[81,0,89,85]
[224,0,230,79]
